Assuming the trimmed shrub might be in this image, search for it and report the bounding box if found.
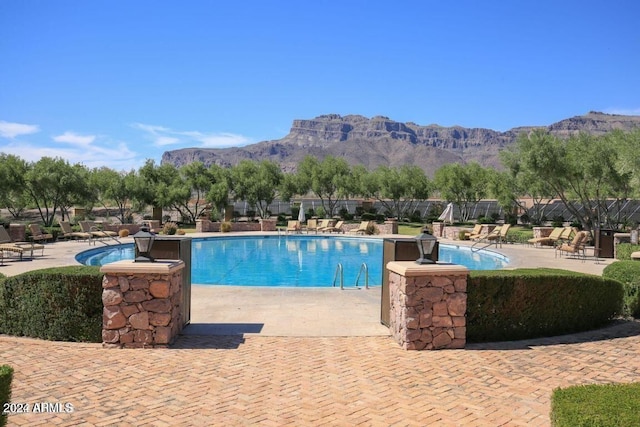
[0,365,13,427]
[361,212,377,221]
[602,261,640,318]
[0,266,103,342]
[118,229,130,238]
[507,228,534,244]
[467,269,623,342]
[220,221,232,233]
[162,221,178,235]
[616,243,640,260]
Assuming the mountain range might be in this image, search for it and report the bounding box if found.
[161,111,640,175]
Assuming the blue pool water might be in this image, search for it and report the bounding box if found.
[76,235,508,287]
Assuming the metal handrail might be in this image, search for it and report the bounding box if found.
[355,262,369,289]
[332,263,344,289]
[90,225,121,246]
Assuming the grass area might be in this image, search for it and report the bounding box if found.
[551,383,640,426]
[397,223,424,236]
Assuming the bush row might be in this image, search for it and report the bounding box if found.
[0,266,103,343]
[0,365,12,427]
[467,269,623,342]
[602,261,640,318]
[0,266,627,345]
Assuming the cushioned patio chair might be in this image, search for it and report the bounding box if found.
[471,224,511,250]
[317,219,335,232]
[59,221,92,242]
[464,224,483,240]
[527,227,565,247]
[348,221,372,235]
[0,226,44,258]
[29,224,54,243]
[322,220,344,234]
[303,219,318,234]
[79,221,118,239]
[555,231,589,261]
[285,220,301,234]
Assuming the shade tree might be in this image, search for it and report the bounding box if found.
[230,160,283,219]
[433,162,489,222]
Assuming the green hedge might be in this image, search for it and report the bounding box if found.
[616,243,640,260]
[602,261,640,318]
[506,228,533,244]
[551,383,640,427]
[467,269,623,342]
[0,266,103,342]
[0,365,13,427]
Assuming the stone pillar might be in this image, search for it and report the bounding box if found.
[386,261,469,350]
[100,260,185,348]
[384,219,398,234]
[432,222,444,237]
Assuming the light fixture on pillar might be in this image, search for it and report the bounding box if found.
[415,229,437,264]
[133,226,156,262]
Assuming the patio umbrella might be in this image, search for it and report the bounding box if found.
[438,203,455,224]
[298,202,306,223]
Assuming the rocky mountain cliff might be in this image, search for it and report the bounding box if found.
[161,111,640,175]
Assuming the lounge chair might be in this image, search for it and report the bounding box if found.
[348,221,372,235]
[79,221,118,239]
[285,220,301,234]
[303,219,318,234]
[527,227,565,247]
[0,226,44,258]
[464,224,483,240]
[471,224,511,250]
[29,224,54,242]
[555,231,589,260]
[59,221,92,242]
[323,220,344,234]
[317,219,335,232]
[470,226,499,242]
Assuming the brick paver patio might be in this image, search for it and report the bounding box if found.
[2,320,639,426]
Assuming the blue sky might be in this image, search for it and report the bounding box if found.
[1,1,638,171]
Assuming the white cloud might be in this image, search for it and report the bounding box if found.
[604,108,640,116]
[53,131,96,146]
[132,122,253,148]
[0,120,40,138]
[0,135,141,172]
[155,136,181,146]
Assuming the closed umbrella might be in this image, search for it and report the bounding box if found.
[298,202,306,224]
[438,203,455,224]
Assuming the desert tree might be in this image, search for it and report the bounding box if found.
[284,155,352,217]
[0,153,29,218]
[230,160,283,219]
[23,157,88,226]
[433,162,488,222]
[360,165,431,220]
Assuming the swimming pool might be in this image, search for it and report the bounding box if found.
[76,235,508,287]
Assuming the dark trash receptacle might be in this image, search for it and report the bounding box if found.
[381,238,439,327]
[595,229,615,258]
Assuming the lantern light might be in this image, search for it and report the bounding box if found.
[133,226,156,262]
[415,229,437,264]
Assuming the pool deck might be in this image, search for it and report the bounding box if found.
[2,232,639,426]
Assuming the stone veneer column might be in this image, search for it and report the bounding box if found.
[100,260,185,348]
[386,261,469,350]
